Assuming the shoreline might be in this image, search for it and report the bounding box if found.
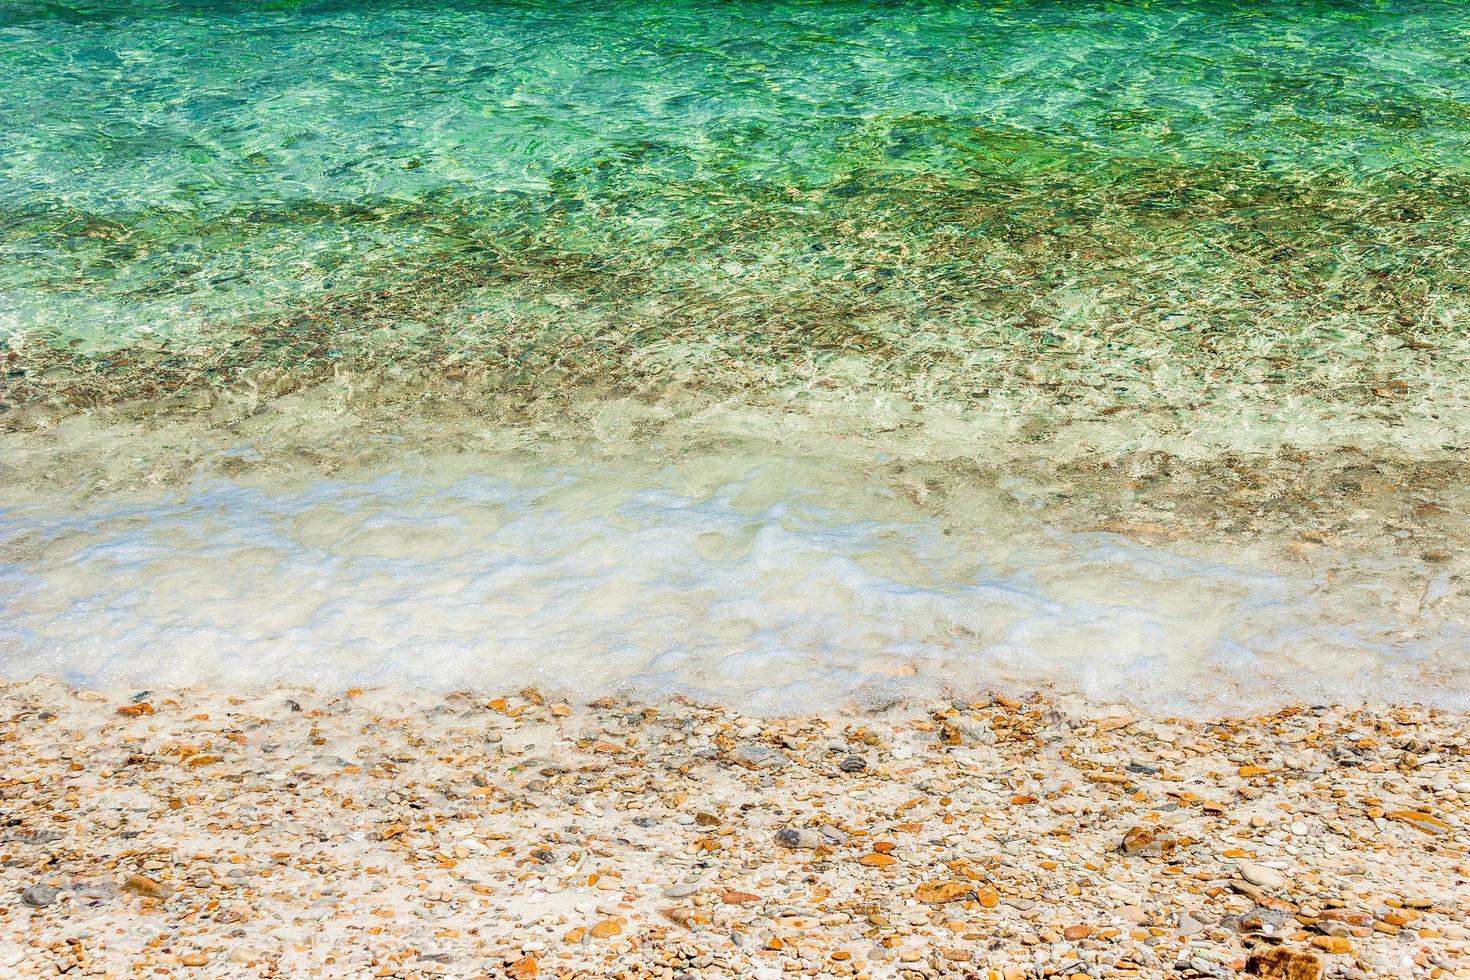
[3,677,1466,978]
[4,400,1467,720]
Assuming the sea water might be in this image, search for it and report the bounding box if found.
[2,0,1468,712]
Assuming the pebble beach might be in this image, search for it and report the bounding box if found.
[4,680,1467,979]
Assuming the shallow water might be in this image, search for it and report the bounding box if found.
[3,446,1466,713]
[2,0,1468,710]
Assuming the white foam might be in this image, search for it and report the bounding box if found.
[1,453,1464,715]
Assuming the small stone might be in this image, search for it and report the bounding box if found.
[1245,947,1324,980]
[1177,914,1206,937]
[1239,862,1285,888]
[1385,810,1450,835]
[507,954,539,978]
[179,953,209,968]
[1186,958,1231,980]
[122,874,173,900]
[730,744,788,770]
[1311,936,1352,954]
[1224,906,1289,935]
[23,884,59,908]
[915,881,973,904]
[775,828,821,849]
[659,907,694,929]
[839,755,867,772]
[1120,826,1176,856]
[721,890,761,905]
[589,919,622,939]
[1062,924,1091,941]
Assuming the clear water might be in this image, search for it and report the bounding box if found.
[2,0,1468,711]
[6,448,1469,713]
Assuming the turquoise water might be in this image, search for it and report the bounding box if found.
[4,0,1469,407]
[2,1,1468,709]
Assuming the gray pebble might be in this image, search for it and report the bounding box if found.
[775,827,821,849]
[731,743,788,769]
[23,884,59,908]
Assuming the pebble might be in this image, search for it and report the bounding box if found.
[1120,825,1176,856]
[1177,914,1207,937]
[730,744,788,769]
[818,825,849,844]
[774,828,822,849]
[915,881,973,904]
[22,885,59,908]
[1246,946,1325,979]
[1240,862,1286,888]
[121,874,173,900]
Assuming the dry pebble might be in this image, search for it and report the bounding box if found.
[1,679,1468,979]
